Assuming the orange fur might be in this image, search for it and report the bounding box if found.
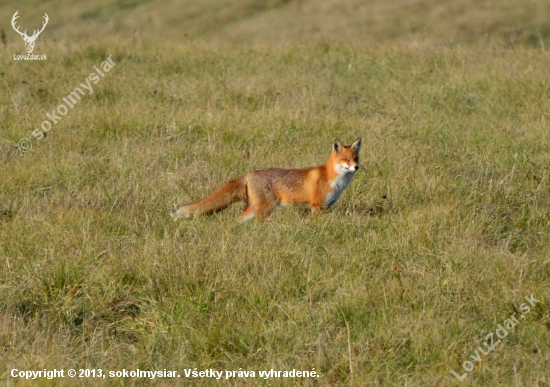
[171,138,362,222]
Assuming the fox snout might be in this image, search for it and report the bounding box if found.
[335,162,360,175]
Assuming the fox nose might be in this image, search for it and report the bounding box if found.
[353,165,359,171]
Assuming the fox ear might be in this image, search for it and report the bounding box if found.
[351,138,362,152]
[332,139,343,153]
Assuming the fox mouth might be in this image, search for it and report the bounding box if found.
[336,164,359,174]
[344,166,358,173]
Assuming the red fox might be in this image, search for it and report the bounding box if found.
[171,138,362,222]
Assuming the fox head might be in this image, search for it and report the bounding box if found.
[330,138,362,175]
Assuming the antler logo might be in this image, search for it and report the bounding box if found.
[11,10,49,54]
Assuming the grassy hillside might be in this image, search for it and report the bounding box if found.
[1,0,550,386]
[1,0,550,46]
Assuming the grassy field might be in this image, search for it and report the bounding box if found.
[1,0,550,386]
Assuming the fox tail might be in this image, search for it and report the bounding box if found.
[171,176,247,219]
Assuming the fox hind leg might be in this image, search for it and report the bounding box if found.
[241,188,276,221]
[256,203,275,220]
[249,196,276,220]
[238,203,256,223]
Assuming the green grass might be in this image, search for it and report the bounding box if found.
[1,0,550,386]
